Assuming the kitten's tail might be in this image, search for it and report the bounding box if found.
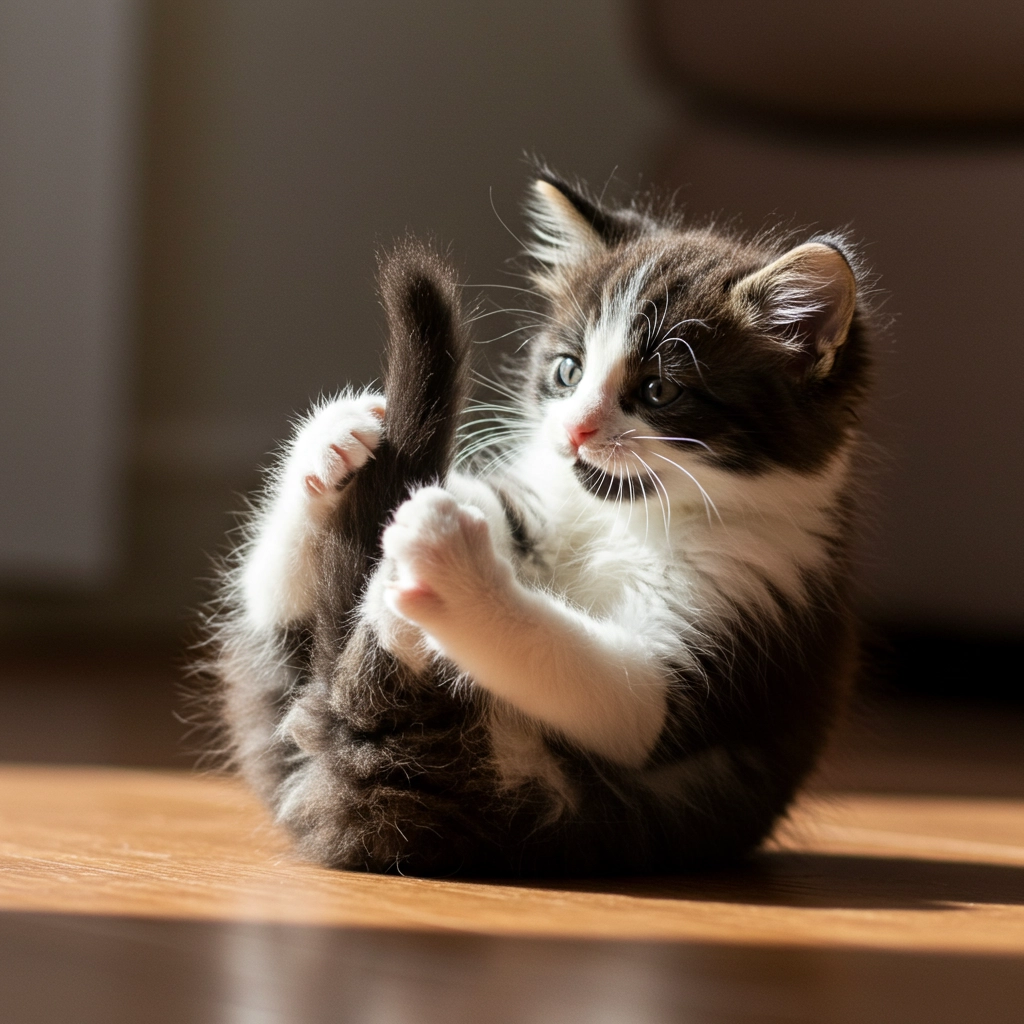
[326,238,469,568]
[379,238,469,486]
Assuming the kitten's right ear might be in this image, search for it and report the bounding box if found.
[525,173,625,268]
[730,241,858,379]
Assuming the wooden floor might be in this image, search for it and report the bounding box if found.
[1,650,1023,1022]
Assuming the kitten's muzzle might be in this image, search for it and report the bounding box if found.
[566,423,599,452]
[573,459,656,501]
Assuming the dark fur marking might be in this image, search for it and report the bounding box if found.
[211,180,873,879]
[494,487,534,557]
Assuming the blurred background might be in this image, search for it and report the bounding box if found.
[0,0,1022,764]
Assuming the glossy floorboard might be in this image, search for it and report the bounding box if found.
[1,649,1023,1022]
[4,912,1023,1024]
[2,766,1024,1023]
[3,766,1024,951]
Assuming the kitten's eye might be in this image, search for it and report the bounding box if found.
[641,376,682,407]
[556,356,583,388]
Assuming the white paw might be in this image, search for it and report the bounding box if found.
[381,487,505,622]
[287,392,385,499]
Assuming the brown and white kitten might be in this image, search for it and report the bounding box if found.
[212,172,871,876]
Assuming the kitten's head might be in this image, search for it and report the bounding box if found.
[520,171,871,503]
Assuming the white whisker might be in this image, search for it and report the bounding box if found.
[649,451,721,525]
[465,306,558,326]
[472,371,524,402]
[632,451,671,539]
[662,318,708,336]
[659,336,710,389]
[473,323,545,346]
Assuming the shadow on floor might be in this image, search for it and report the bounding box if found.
[508,849,1024,912]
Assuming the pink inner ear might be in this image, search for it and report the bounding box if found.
[740,243,857,374]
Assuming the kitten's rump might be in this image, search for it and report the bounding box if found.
[269,242,514,875]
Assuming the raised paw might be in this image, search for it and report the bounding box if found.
[287,392,385,499]
[381,486,505,622]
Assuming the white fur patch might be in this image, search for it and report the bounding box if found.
[543,258,655,464]
[238,390,384,631]
[374,477,670,768]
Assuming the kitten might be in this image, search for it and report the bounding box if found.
[211,171,871,876]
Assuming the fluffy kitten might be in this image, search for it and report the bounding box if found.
[211,172,871,876]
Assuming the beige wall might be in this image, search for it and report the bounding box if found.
[1,0,667,637]
[5,0,1017,640]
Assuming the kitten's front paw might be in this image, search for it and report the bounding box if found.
[288,392,385,500]
[381,487,508,623]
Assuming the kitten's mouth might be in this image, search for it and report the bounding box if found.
[573,459,656,502]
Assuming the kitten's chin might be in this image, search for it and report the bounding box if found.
[573,459,654,502]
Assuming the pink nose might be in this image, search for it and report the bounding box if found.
[567,424,598,450]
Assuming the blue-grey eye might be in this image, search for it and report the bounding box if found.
[556,356,583,387]
[641,376,681,407]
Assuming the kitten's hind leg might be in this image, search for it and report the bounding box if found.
[240,391,385,631]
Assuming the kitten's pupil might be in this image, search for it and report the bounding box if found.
[641,376,681,407]
[556,356,583,387]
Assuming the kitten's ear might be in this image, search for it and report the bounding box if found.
[525,173,623,267]
[731,241,858,378]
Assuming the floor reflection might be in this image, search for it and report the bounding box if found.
[3,912,1022,1024]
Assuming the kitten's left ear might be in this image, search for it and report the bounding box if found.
[731,241,858,378]
[525,172,631,268]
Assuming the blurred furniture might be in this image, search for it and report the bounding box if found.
[636,0,1024,634]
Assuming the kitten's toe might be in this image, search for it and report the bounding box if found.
[291,393,385,498]
[385,580,445,622]
[380,488,501,629]
[382,488,479,580]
